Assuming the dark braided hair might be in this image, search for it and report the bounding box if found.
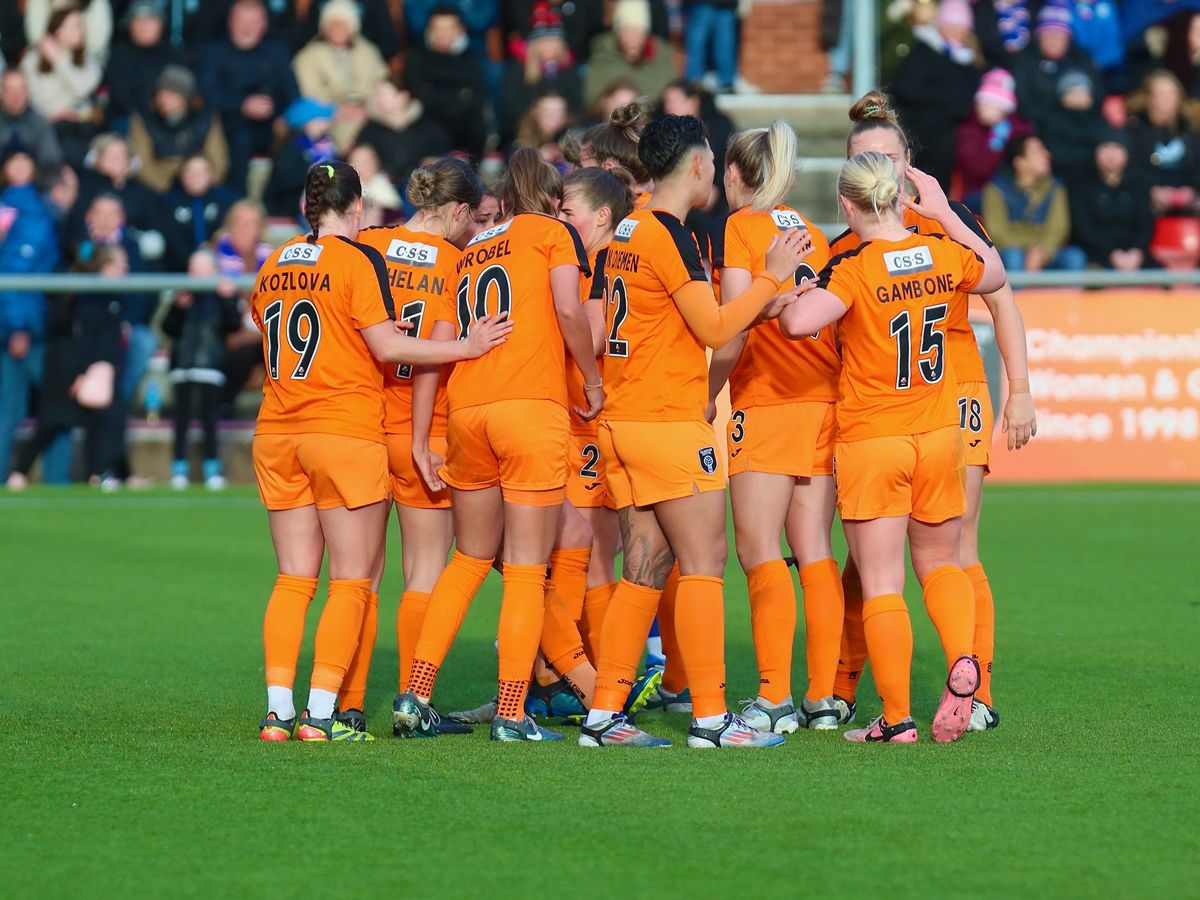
[303,160,361,242]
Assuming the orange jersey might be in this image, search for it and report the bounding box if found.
[818,231,985,442]
[355,225,460,436]
[251,234,393,442]
[431,213,589,412]
[830,200,989,384]
[634,191,651,210]
[565,247,608,436]
[714,205,839,408]
[601,208,711,422]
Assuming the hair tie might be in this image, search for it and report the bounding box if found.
[863,104,882,115]
[322,164,335,178]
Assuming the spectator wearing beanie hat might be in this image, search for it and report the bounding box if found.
[891,0,982,190]
[584,0,677,107]
[1041,68,1105,183]
[500,2,583,150]
[1013,0,1100,131]
[955,68,1033,209]
[128,65,230,193]
[103,0,176,122]
[292,0,389,150]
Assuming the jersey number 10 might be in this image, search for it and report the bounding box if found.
[456,265,512,340]
[263,299,321,380]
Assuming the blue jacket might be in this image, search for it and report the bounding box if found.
[0,184,61,342]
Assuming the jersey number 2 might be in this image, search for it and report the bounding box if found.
[605,275,629,358]
[888,303,947,390]
[263,299,321,380]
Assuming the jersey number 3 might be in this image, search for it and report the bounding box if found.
[888,303,947,390]
[263,299,321,380]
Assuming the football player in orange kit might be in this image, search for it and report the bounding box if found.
[706,120,845,734]
[579,115,808,749]
[254,161,510,742]
[778,151,1008,743]
[346,158,485,737]
[394,148,603,742]
[829,94,1037,732]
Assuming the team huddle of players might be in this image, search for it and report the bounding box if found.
[250,90,1037,748]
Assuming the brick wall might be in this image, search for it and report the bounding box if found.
[739,0,829,93]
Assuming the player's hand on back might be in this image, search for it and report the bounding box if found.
[463,313,513,358]
[764,229,812,283]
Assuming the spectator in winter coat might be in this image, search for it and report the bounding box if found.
[263,98,337,217]
[1013,3,1101,133]
[500,5,583,150]
[955,67,1033,209]
[162,249,241,491]
[1126,69,1200,216]
[407,0,498,58]
[1069,128,1154,270]
[583,0,678,107]
[890,0,982,191]
[1039,68,1105,184]
[196,0,299,192]
[214,200,272,406]
[0,69,63,172]
[0,146,60,478]
[72,133,163,261]
[292,0,389,149]
[102,0,175,122]
[982,134,1086,272]
[20,5,103,124]
[293,0,401,60]
[162,155,238,271]
[1068,0,1124,91]
[354,79,449,184]
[128,65,229,193]
[405,7,489,160]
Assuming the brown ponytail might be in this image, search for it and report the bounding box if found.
[498,146,562,217]
[581,98,652,184]
[303,160,361,242]
[563,166,636,225]
[406,157,484,210]
[846,90,910,157]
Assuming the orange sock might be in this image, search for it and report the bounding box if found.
[799,557,845,702]
[337,591,378,712]
[496,563,548,721]
[580,582,615,662]
[862,593,912,724]
[262,574,318,689]
[658,564,687,693]
[396,590,431,693]
[549,548,590,619]
[593,580,662,712]
[921,565,975,668]
[540,582,588,673]
[965,563,995,705]
[674,575,727,719]
[746,560,795,705]
[833,565,866,701]
[310,578,372,694]
[409,550,494,699]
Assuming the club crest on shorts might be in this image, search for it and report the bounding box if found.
[698,446,717,474]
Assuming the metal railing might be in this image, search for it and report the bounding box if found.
[0,269,1198,295]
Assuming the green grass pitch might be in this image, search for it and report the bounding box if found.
[1,484,1197,897]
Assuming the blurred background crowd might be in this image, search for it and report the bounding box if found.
[0,0,1198,490]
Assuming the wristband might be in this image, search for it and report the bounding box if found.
[584,379,603,390]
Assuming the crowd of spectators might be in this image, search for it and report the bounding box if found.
[0,0,751,488]
[886,0,1200,275]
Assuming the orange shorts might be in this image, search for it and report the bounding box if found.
[834,424,965,524]
[387,432,451,509]
[726,401,836,478]
[253,432,389,511]
[599,418,726,509]
[957,380,993,472]
[441,399,568,507]
[565,430,614,509]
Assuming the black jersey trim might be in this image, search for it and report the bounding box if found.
[651,210,708,282]
[589,248,609,300]
[336,235,395,319]
[815,240,871,290]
